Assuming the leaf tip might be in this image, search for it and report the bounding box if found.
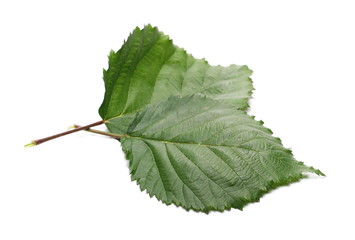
[314,168,326,177]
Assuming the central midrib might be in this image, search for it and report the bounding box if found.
[123,134,257,150]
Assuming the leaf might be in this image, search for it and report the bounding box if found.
[24,25,323,212]
[99,25,253,120]
[105,95,324,212]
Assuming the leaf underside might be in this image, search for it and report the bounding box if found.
[106,96,324,212]
[99,25,324,212]
[99,24,253,120]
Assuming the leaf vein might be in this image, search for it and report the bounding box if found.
[174,144,236,203]
[164,143,206,209]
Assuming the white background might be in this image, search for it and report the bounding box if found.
[1,0,354,239]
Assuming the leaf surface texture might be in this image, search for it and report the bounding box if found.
[98,25,323,212]
[99,25,253,120]
[105,96,323,212]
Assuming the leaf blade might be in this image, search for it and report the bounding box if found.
[99,25,253,120]
[108,96,323,212]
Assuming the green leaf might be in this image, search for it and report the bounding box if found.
[92,25,323,212]
[105,95,324,212]
[24,25,323,212]
[99,25,253,120]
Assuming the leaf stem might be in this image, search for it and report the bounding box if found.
[25,120,105,147]
[70,124,125,139]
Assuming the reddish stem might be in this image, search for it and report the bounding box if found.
[26,120,105,147]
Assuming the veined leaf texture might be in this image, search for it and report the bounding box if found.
[98,25,324,212]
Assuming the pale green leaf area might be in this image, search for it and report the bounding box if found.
[105,96,324,212]
[99,25,253,120]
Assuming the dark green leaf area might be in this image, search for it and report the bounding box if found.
[106,96,323,212]
[99,25,253,120]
